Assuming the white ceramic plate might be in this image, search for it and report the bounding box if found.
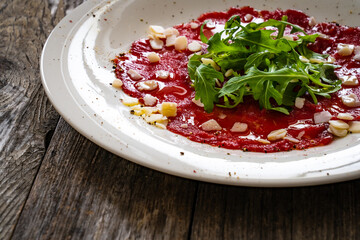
[41,0,360,187]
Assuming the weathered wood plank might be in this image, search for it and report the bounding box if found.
[190,185,292,239]
[12,119,197,239]
[191,181,360,240]
[0,0,82,239]
[291,181,360,240]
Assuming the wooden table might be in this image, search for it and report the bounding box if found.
[1,1,360,239]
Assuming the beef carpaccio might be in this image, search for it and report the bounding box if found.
[112,7,360,153]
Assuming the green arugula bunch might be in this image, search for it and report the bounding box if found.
[187,16,341,114]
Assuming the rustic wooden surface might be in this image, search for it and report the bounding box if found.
[1,0,360,239]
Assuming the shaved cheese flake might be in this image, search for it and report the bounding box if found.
[161,102,177,117]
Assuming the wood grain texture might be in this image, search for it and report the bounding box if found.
[0,0,80,239]
[191,181,360,240]
[3,0,360,239]
[190,184,292,239]
[12,119,197,239]
[291,182,360,240]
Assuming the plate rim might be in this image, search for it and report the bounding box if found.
[40,0,360,187]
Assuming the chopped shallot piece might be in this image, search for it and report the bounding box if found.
[284,136,300,143]
[295,97,305,109]
[337,43,354,56]
[166,35,177,47]
[340,75,358,86]
[137,80,158,91]
[244,14,253,22]
[164,27,179,37]
[190,22,199,29]
[127,69,143,80]
[150,38,164,50]
[230,122,248,133]
[218,113,227,119]
[314,111,332,124]
[192,98,204,107]
[308,16,316,27]
[257,139,270,144]
[200,119,222,131]
[297,131,305,139]
[341,94,360,107]
[156,70,170,79]
[143,94,158,106]
[206,20,216,28]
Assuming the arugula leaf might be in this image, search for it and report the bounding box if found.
[219,67,309,113]
[207,32,250,54]
[213,53,248,71]
[191,63,224,112]
[244,51,272,70]
[187,15,341,115]
[296,34,328,60]
[200,21,209,43]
